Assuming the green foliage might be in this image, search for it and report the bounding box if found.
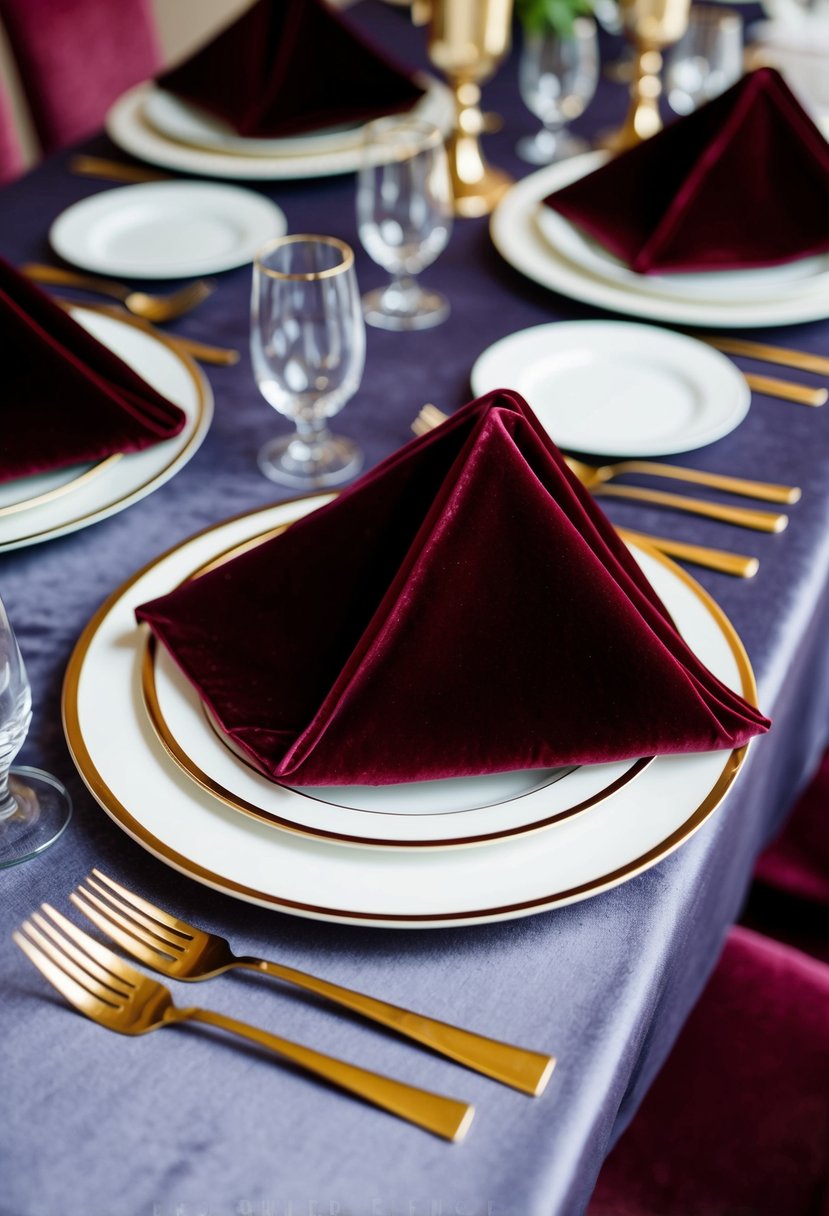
[516,0,595,39]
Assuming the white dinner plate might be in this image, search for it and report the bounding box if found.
[144,637,652,848]
[534,163,829,303]
[106,78,454,181]
[470,321,751,457]
[491,157,829,328]
[0,306,212,552]
[49,181,287,278]
[63,497,757,929]
[145,89,365,158]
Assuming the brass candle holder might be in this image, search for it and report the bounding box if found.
[603,0,691,152]
[413,0,514,217]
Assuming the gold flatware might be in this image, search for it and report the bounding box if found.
[617,528,758,578]
[563,455,799,505]
[71,870,555,1097]
[14,905,474,1142]
[743,372,827,408]
[52,296,239,366]
[702,336,829,378]
[590,482,787,532]
[412,406,788,531]
[23,263,214,324]
[69,155,172,184]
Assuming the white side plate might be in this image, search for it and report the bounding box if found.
[50,181,287,278]
[470,320,750,456]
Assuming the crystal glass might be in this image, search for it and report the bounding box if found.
[517,19,600,164]
[357,117,453,330]
[250,234,366,489]
[665,6,743,115]
[0,595,71,868]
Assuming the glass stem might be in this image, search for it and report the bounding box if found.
[386,272,421,311]
[0,769,18,820]
[294,417,330,446]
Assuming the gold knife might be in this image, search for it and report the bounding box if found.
[704,336,829,378]
[618,529,759,578]
[743,372,827,408]
[68,155,172,184]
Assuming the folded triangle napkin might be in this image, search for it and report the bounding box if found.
[543,67,829,274]
[0,257,187,484]
[156,0,425,140]
[136,390,769,787]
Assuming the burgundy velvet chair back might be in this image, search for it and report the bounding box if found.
[0,0,161,153]
[0,75,23,183]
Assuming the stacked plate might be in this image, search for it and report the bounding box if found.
[0,308,212,551]
[63,495,756,929]
[105,76,454,181]
[492,152,829,328]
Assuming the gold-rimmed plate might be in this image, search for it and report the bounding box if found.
[0,305,212,551]
[62,496,759,928]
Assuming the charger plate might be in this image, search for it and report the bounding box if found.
[0,306,212,551]
[63,496,757,928]
[492,154,829,328]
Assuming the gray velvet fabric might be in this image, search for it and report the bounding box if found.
[2,6,829,1215]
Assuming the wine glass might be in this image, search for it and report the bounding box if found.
[665,6,743,115]
[356,117,453,330]
[0,595,71,868]
[517,19,600,164]
[250,234,366,489]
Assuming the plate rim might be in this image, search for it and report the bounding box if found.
[470,318,751,457]
[491,156,829,329]
[0,304,212,550]
[62,498,758,927]
[49,180,287,278]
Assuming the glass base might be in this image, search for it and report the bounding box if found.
[516,129,591,165]
[257,433,363,490]
[362,284,449,331]
[0,767,72,868]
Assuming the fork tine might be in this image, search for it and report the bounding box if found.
[31,910,132,996]
[71,888,180,970]
[91,869,195,938]
[19,917,126,1005]
[84,875,188,950]
[39,903,145,988]
[13,928,118,1019]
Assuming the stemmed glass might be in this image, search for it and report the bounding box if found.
[0,595,71,868]
[250,234,366,489]
[356,117,453,330]
[665,6,743,114]
[517,19,600,164]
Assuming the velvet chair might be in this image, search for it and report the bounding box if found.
[0,0,160,153]
[0,75,23,183]
[587,926,829,1216]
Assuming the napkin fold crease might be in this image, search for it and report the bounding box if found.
[157,0,424,139]
[136,391,769,788]
[543,68,829,274]
[0,256,187,484]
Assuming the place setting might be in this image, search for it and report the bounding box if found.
[104,0,453,181]
[492,66,829,328]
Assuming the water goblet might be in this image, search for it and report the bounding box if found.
[357,117,453,330]
[665,6,743,115]
[0,595,71,868]
[250,234,366,489]
[517,19,600,164]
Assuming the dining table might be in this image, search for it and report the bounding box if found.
[3,3,829,1214]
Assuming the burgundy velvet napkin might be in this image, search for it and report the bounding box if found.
[156,0,425,139]
[544,67,829,274]
[136,390,769,787]
[0,257,186,484]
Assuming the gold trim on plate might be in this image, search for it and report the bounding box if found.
[61,501,758,925]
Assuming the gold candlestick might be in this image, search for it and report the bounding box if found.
[414,0,514,217]
[603,0,691,152]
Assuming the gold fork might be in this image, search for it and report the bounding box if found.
[23,263,214,324]
[14,904,474,1142]
[71,870,555,1096]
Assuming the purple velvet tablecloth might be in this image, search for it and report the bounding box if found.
[3,6,829,1215]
